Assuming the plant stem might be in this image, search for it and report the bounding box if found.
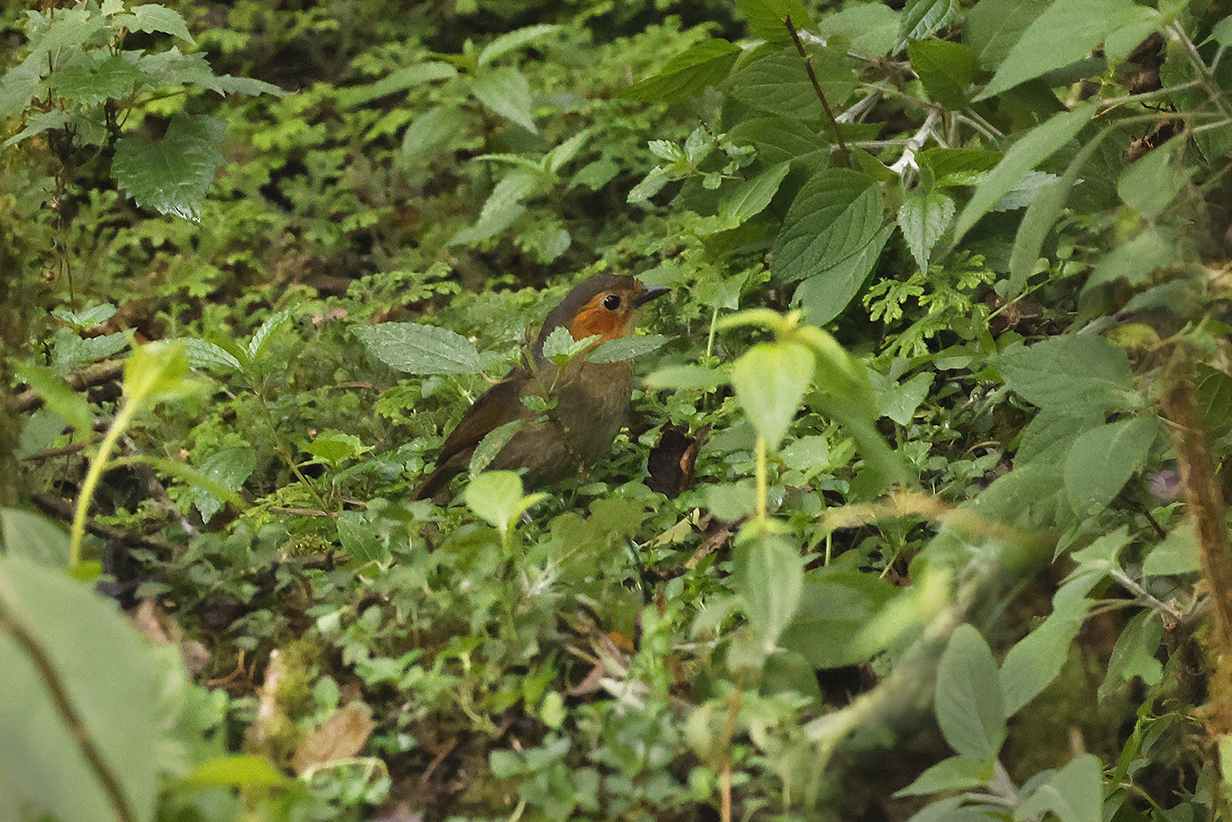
[70,396,138,568]
[755,435,767,524]
[783,16,850,166]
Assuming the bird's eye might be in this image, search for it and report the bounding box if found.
[603,294,621,310]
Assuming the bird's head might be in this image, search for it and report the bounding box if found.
[535,274,668,352]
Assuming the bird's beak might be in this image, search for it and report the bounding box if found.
[634,285,670,307]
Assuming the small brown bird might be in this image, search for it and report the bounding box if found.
[413,274,668,500]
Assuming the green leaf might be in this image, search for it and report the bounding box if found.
[356,322,482,375]
[336,510,392,565]
[998,572,1100,715]
[998,336,1132,412]
[2,110,73,150]
[724,47,856,120]
[717,162,790,228]
[177,755,288,789]
[0,509,70,567]
[964,0,1050,70]
[471,66,537,133]
[14,363,93,435]
[644,363,726,392]
[779,566,896,668]
[450,168,542,245]
[465,471,545,533]
[1082,227,1177,295]
[1195,364,1232,440]
[897,0,960,50]
[470,420,523,476]
[726,118,828,166]
[1117,140,1188,220]
[817,4,900,56]
[113,113,225,221]
[935,624,1005,760]
[0,554,171,822]
[589,334,667,363]
[730,340,815,448]
[738,0,813,44]
[977,0,1138,99]
[52,54,143,106]
[793,224,892,326]
[338,62,457,108]
[733,533,804,651]
[124,341,190,405]
[303,432,369,466]
[1098,610,1163,702]
[1015,754,1102,822]
[122,3,193,43]
[623,39,741,103]
[1063,416,1159,516]
[897,189,955,271]
[181,338,244,372]
[908,40,979,108]
[246,308,296,361]
[870,370,935,426]
[477,24,559,67]
[772,168,883,282]
[1006,174,1071,296]
[541,325,594,363]
[893,755,994,797]
[1142,522,1199,578]
[189,447,256,524]
[952,102,1097,243]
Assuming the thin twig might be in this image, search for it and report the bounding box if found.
[783,16,850,166]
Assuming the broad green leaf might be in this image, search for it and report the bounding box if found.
[730,340,815,448]
[919,148,1002,186]
[471,66,537,133]
[0,54,44,122]
[189,447,256,524]
[477,24,559,67]
[898,189,955,271]
[124,341,190,404]
[303,432,369,465]
[1015,754,1102,822]
[541,325,594,362]
[465,471,544,533]
[1142,522,1199,577]
[52,304,117,329]
[0,554,171,822]
[1064,416,1159,516]
[25,8,107,60]
[336,510,392,565]
[470,420,522,476]
[400,105,465,163]
[717,162,790,228]
[964,0,1050,70]
[817,4,899,56]
[893,755,994,797]
[1082,227,1177,295]
[998,336,1131,412]
[589,334,667,363]
[1195,363,1232,440]
[908,41,979,108]
[113,113,225,221]
[977,0,1138,99]
[738,0,813,44]
[779,566,896,668]
[1117,139,1188,220]
[181,338,244,372]
[952,102,1097,243]
[450,168,542,245]
[897,0,960,50]
[733,533,804,651]
[1097,610,1163,702]
[1006,175,1071,296]
[246,307,295,361]
[724,48,856,121]
[121,3,193,42]
[177,755,288,789]
[355,322,482,375]
[13,363,93,435]
[1104,8,1163,64]
[623,39,741,103]
[2,110,73,150]
[51,54,143,107]
[999,572,1100,715]
[772,169,883,282]
[0,509,70,567]
[935,624,1005,760]
[726,118,828,166]
[644,363,726,392]
[793,224,892,326]
[870,370,935,426]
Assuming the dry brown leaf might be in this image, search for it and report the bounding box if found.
[291,702,376,775]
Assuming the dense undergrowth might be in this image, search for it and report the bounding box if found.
[3,0,1232,820]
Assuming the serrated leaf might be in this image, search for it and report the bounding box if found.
[1117,139,1188,220]
[124,3,193,43]
[471,66,537,133]
[190,447,257,524]
[2,110,72,150]
[1082,227,1176,295]
[898,189,955,271]
[952,102,1097,243]
[246,308,295,361]
[113,113,224,221]
[355,323,482,375]
[999,336,1131,412]
[897,0,960,50]
[794,224,892,326]
[909,40,979,108]
[717,162,790,228]
[623,39,741,103]
[450,168,542,245]
[730,340,814,448]
[724,48,855,120]
[772,168,883,282]
[817,4,900,56]
[1098,610,1163,702]
[738,0,813,44]
[181,338,244,372]
[935,624,1005,760]
[51,54,143,106]
[1195,364,1232,440]
[339,62,457,108]
[589,334,667,363]
[399,104,463,162]
[977,0,1138,99]
[1064,416,1159,516]
[336,510,391,564]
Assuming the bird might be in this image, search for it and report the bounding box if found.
[412,273,669,501]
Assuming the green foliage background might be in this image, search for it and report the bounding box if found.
[3,0,1232,820]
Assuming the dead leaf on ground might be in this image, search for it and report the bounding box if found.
[291,702,376,775]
